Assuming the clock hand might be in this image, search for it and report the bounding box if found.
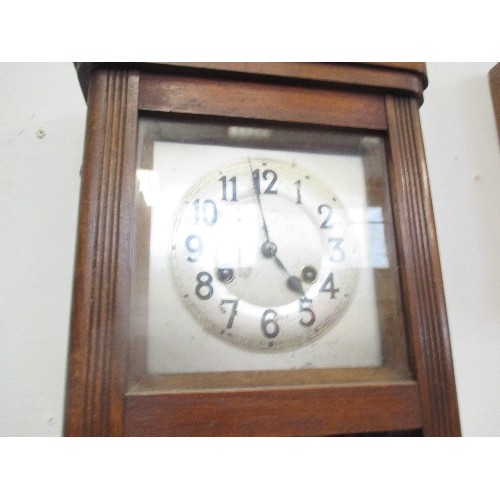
[274,256,306,297]
[261,241,305,296]
[249,160,271,243]
[250,160,305,297]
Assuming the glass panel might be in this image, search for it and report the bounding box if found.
[129,117,409,384]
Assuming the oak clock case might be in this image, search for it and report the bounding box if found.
[65,62,461,437]
[132,119,403,377]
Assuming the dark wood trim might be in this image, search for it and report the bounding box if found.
[159,62,427,95]
[138,74,388,131]
[76,62,427,104]
[385,95,461,436]
[365,62,427,77]
[129,367,412,393]
[64,69,139,436]
[124,381,422,436]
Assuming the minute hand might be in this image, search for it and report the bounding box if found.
[249,160,305,297]
[249,160,271,242]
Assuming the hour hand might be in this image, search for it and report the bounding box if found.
[286,275,306,296]
[262,244,305,297]
[275,255,306,295]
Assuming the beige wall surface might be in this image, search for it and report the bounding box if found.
[420,62,500,436]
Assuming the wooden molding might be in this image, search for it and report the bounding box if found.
[64,69,139,436]
[76,62,427,104]
[124,382,422,437]
[138,74,387,131]
[386,95,461,436]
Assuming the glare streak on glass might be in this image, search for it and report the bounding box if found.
[228,126,273,140]
[348,206,388,269]
[215,204,260,269]
[137,169,160,207]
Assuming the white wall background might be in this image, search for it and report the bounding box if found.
[0,63,86,435]
[0,62,498,436]
[420,62,500,436]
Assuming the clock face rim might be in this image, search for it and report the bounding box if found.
[168,157,361,352]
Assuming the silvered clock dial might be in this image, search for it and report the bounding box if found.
[169,158,359,350]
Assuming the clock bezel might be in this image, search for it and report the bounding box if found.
[130,115,409,382]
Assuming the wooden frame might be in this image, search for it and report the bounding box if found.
[64,63,460,436]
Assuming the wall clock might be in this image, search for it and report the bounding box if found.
[64,62,461,436]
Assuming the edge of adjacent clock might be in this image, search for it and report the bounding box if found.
[489,63,500,142]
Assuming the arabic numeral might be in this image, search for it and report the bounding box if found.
[253,168,278,195]
[194,199,217,225]
[318,204,334,229]
[319,272,339,299]
[185,234,203,262]
[328,237,345,263]
[299,298,315,327]
[219,176,237,201]
[221,299,239,329]
[261,309,279,338]
[294,180,302,204]
[195,272,214,300]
